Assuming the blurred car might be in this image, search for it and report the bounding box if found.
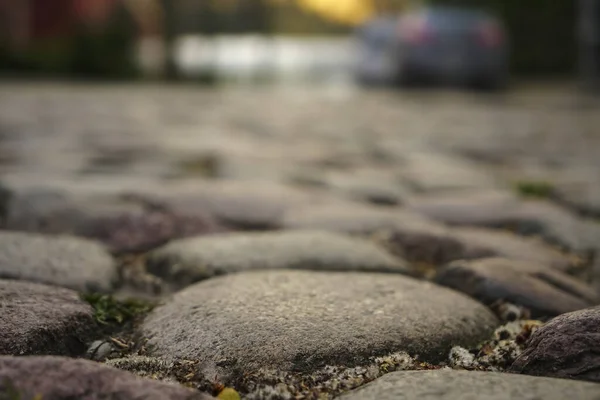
[354,6,509,89]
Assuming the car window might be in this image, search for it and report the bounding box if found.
[424,8,491,30]
[359,18,397,45]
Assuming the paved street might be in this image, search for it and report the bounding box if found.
[0,83,598,185]
[0,82,599,399]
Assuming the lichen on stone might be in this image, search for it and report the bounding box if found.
[237,351,432,400]
[103,313,542,398]
[448,319,543,372]
[490,301,531,322]
[448,347,475,369]
[105,356,206,387]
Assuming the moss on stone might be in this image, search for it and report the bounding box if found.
[176,154,221,178]
[81,293,156,327]
[514,180,555,199]
[1,378,43,400]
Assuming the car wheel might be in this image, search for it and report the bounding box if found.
[471,73,508,92]
[395,62,420,87]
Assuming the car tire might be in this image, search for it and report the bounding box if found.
[395,63,420,88]
[471,72,508,92]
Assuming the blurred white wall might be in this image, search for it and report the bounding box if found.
[137,34,357,83]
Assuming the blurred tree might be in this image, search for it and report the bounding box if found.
[161,0,178,79]
[70,0,139,79]
[215,0,272,33]
[579,0,600,92]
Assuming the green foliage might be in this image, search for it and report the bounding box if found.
[0,2,139,80]
[514,180,555,199]
[0,38,74,76]
[427,0,577,76]
[81,293,155,327]
[68,3,139,80]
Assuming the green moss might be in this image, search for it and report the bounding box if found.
[1,378,43,400]
[176,154,221,178]
[81,293,156,327]
[514,180,555,199]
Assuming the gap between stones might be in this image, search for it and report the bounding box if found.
[81,290,540,400]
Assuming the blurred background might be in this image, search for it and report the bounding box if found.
[0,0,598,89]
[0,1,598,198]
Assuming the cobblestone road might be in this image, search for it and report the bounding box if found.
[0,82,599,399]
[1,84,599,187]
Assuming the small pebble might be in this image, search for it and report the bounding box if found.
[86,340,115,361]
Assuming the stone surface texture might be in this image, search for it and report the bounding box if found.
[0,231,117,292]
[0,84,598,400]
[282,202,445,236]
[0,280,96,356]
[142,270,499,383]
[147,230,409,287]
[452,227,578,272]
[436,258,598,318]
[510,306,600,383]
[0,356,211,400]
[338,370,600,400]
